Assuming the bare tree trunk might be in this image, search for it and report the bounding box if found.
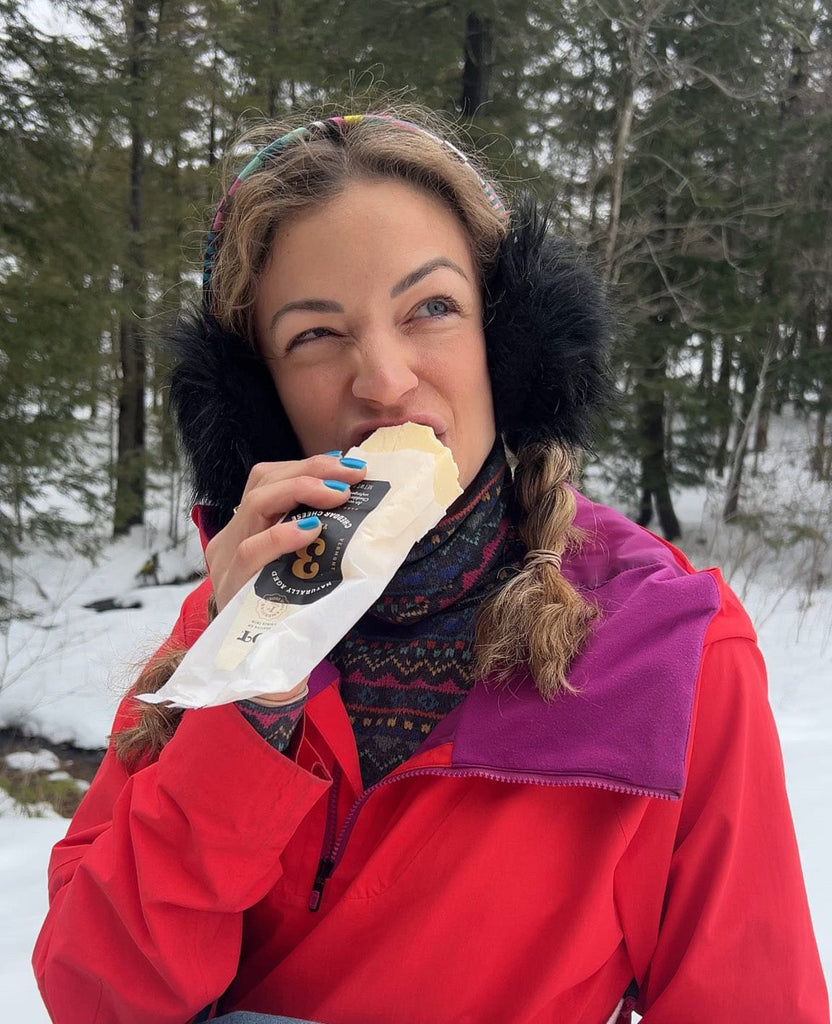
[724,342,774,521]
[604,69,636,275]
[600,0,663,278]
[460,11,493,117]
[753,393,771,470]
[114,0,151,537]
[714,336,734,476]
[107,322,118,506]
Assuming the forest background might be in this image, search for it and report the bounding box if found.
[1,0,831,617]
[3,3,832,1011]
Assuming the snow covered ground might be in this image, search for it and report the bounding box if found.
[1,516,205,1018]
[1,422,830,1018]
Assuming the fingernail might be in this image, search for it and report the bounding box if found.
[324,479,350,492]
[324,450,342,457]
[297,515,320,530]
[339,457,366,469]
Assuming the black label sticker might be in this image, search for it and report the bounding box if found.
[254,478,391,606]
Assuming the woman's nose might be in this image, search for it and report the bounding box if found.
[350,337,419,407]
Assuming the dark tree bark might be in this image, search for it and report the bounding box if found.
[811,308,832,479]
[813,404,831,480]
[754,396,770,455]
[113,0,151,536]
[699,334,713,391]
[460,11,493,117]
[265,0,281,118]
[208,43,219,167]
[634,184,680,541]
[634,324,681,541]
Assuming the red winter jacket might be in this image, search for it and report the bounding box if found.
[33,497,828,1023]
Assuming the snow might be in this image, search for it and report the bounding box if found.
[0,788,60,820]
[0,526,203,748]
[0,816,67,1016]
[1,414,830,1018]
[5,751,60,773]
[755,592,832,991]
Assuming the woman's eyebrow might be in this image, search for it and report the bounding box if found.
[268,258,468,332]
[269,298,343,332]
[390,257,469,297]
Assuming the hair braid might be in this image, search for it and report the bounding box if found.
[474,443,598,698]
[112,593,217,765]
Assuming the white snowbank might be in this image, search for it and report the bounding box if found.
[0,816,67,1019]
[5,751,60,773]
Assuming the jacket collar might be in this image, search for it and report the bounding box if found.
[309,496,719,800]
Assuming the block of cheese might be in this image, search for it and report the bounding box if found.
[139,421,464,708]
[356,423,462,506]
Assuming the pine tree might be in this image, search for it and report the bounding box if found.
[0,0,116,610]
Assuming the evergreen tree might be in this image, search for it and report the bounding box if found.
[2,0,830,568]
[0,0,116,613]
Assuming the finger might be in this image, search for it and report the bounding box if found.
[211,515,324,611]
[235,474,360,532]
[242,454,367,499]
[226,515,324,593]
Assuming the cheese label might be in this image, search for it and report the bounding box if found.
[254,479,391,606]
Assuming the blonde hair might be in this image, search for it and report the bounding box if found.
[475,443,598,697]
[115,111,598,764]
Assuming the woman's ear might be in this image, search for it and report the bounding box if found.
[484,192,612,453]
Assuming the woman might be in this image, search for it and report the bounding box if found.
[33,113,827,1024]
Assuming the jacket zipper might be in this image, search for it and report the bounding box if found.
[308,763,674,912]
[308,764,342,911]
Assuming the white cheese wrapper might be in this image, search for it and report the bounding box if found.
[139,425,462,709]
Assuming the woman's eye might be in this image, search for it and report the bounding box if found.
[287,326,332,349]
[413,296,457,319]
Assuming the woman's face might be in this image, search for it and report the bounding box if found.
[253,179,496,489]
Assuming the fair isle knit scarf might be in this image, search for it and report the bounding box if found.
[329,440,523,789]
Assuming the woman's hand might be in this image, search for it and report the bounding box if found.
[206,452,367,613]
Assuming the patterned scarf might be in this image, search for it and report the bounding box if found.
[329,440,523,789]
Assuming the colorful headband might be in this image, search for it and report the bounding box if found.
[202,114,506,300]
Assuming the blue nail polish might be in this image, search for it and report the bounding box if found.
[324,450,342,457]
[297,515,320,530]
[339,457,366,469]
[324,479,349,492]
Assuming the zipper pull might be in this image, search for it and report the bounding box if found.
[308,857,334,912]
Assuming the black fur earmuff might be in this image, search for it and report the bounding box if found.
[166,192,610,528]
[484,194,611,453]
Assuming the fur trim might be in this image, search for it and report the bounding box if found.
[165,194,610,527]
[484,194,611,453]
[167,312,301,528]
